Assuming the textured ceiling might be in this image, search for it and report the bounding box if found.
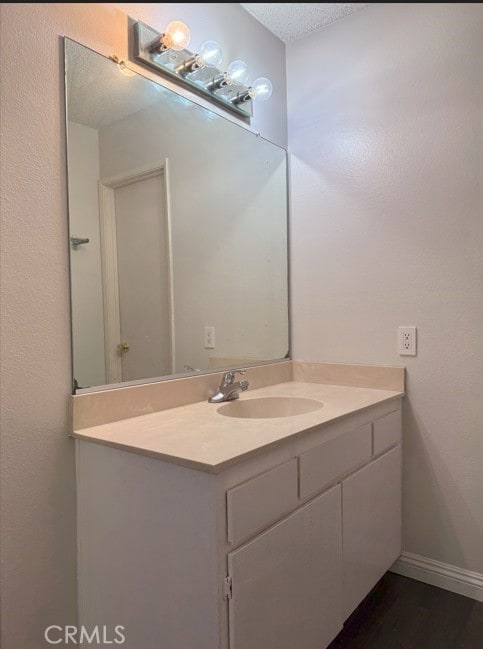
[240,3,370,43]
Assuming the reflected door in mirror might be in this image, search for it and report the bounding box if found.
[101,165,173,383]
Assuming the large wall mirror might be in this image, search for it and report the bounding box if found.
[65,39,289,393]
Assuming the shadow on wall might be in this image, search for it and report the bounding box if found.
[401,394,480,572]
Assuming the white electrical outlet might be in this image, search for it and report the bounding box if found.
[398,326,417,356]
[204,326,215,349]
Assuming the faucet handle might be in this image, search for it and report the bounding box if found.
[222,371,235,385]
[229,369,246,382]
[220,369,245,387]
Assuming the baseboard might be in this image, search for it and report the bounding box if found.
[390,552,483,602]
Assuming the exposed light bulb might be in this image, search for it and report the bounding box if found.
[162,20,190,51]
[198,41,223,68]
[226,60,249,85]
[248,77,273,102]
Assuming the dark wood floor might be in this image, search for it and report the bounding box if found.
[328,572,483,649]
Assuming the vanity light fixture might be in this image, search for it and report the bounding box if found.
[133,21,273,119]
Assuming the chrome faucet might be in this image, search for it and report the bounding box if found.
[208,370,249,403]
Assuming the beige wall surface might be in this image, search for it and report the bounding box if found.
[288,3,483,573]
[0,4,287,648]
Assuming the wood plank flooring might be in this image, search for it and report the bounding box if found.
[328,572,483,649]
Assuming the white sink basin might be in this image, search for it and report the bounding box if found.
[217,396,324,419]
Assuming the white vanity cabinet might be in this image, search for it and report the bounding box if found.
[76,400,402,649]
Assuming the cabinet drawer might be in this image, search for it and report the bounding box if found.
[299,424,372,499]
[227,459,298,544]
[373,410,401,455]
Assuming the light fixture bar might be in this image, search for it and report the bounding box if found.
[133,21,253,119]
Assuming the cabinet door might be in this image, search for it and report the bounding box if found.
[227,485,342,649]
[342,446,401,619]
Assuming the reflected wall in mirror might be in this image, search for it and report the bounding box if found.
[65,39,289,392]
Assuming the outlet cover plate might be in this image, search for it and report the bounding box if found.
[398,326,417,356]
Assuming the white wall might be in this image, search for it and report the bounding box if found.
[98,101,288,374]
[68,122,106,387]
[0,4,286,648]
[288,3,483,574]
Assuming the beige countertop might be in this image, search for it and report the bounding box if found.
[72,381,403,473]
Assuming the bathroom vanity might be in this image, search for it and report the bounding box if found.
[73,362,404,649]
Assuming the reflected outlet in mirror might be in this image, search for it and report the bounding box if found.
[65,39,289,393]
